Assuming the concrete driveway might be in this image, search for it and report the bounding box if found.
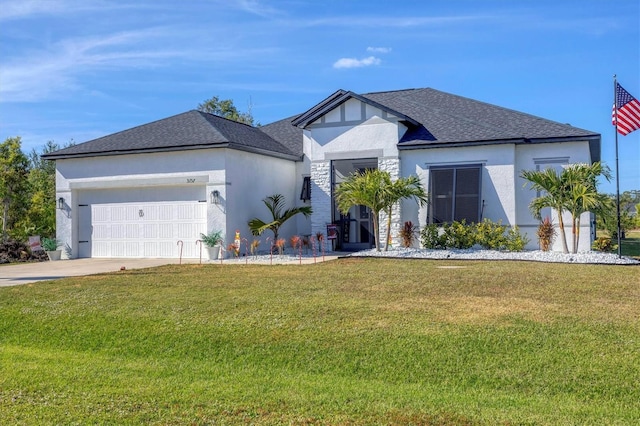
[0,254,343,287]
[0,258,198,287]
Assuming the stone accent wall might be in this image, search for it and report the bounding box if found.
[310,160,333,251]
[378,157,401,248]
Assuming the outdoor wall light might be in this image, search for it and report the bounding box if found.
[57,197,65,210]
[211,190,220,205]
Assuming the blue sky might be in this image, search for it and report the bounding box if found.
[1,0,638,193]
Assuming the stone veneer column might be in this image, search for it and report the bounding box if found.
[310,160,333,251]
[378,157,401,248]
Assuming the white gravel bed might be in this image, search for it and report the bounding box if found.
[348,247,640,265]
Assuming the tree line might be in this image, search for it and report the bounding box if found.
[0,137,72,242]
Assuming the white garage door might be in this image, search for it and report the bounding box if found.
[80,201,207,258]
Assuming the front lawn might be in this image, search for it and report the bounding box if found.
[1,259,639,424]
[622,229,640,257]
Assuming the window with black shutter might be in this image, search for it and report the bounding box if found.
[429,165,481,224]
[300,176,311,201]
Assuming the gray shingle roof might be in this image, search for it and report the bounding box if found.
[43,110,299,160]
[259,115,303,157]
[44,88,600,162]
[361,88,599,145]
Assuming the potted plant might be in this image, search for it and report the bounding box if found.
[42,237,62,261]
[200,230,224,260]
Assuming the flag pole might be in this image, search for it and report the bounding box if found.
[613,74,622,258]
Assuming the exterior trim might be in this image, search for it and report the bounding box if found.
[292,90,419,128]
[43,142,300,162]
[324,149,384,161]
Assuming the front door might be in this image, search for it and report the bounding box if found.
[332,159,377,251]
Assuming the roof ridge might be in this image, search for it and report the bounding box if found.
[361,87,423,96]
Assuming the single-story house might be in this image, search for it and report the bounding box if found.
[43,87,600,258]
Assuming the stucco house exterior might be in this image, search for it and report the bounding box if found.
[44,87,601,258]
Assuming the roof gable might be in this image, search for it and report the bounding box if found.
[291,89,419,128]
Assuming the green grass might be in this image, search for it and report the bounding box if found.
[621,229,640,257]
[1,259,640,425]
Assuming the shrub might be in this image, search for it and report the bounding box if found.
[504,226,529,252]
[537,217,556,251]
[250,239,260,255]
[592,236,615,252]
[442,220,476,249]
[41,237,60,252]
[420,224,445,249]
[200,230,223,247]
[399,221,419,248]
[422,219,528,251]
[475,219,507,250]
[290,235,301,250]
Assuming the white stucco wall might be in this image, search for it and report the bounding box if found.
[401,140,596,252]
[224,149,298,252]
[56,149,227,258]
[303,98,406,250]
[54,148,299,258]
[515,141,594,252]
[401,143,517,228]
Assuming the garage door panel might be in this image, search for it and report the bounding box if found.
[142,224,158,238]
[158,223,173,239]
[93,224,110,239]
[93,242,109,257]
[84,201,207,258]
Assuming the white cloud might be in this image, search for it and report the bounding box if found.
[0,0,58,21]
[232,0,284,18]
[333,56,381,69]
[0,27,197,102]
[0,0,144,22]
[367,47,392,53]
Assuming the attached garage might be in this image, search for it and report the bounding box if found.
[44,110,302,260]
[73,184,210,259]
[78,201,207,258]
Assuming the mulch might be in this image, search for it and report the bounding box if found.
[0,239,48,264]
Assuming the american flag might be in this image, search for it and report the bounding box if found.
[612,83,640,136]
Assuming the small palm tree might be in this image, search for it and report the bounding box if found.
[382,175,428,251]
[522,162,611,253]
[563,162,612,253]
[521,167,571,253]
[335,169,427,252]
[248,194,312,241]
[334,169,389,251]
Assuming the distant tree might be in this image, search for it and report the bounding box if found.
[13,141,63,240]
[248,194,312,241]
[597,190,638,238]
[0,137,29,241]
[197,95,255,125]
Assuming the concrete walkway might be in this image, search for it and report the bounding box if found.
[0,254,343,287]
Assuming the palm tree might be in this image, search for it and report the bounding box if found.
[382,175,428,251]
[521,167,571,253]
[334,169,428,252]
[334,169,389,251]
[521,162,611,254]
[563,162,612,253]
[248,194,312,241]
